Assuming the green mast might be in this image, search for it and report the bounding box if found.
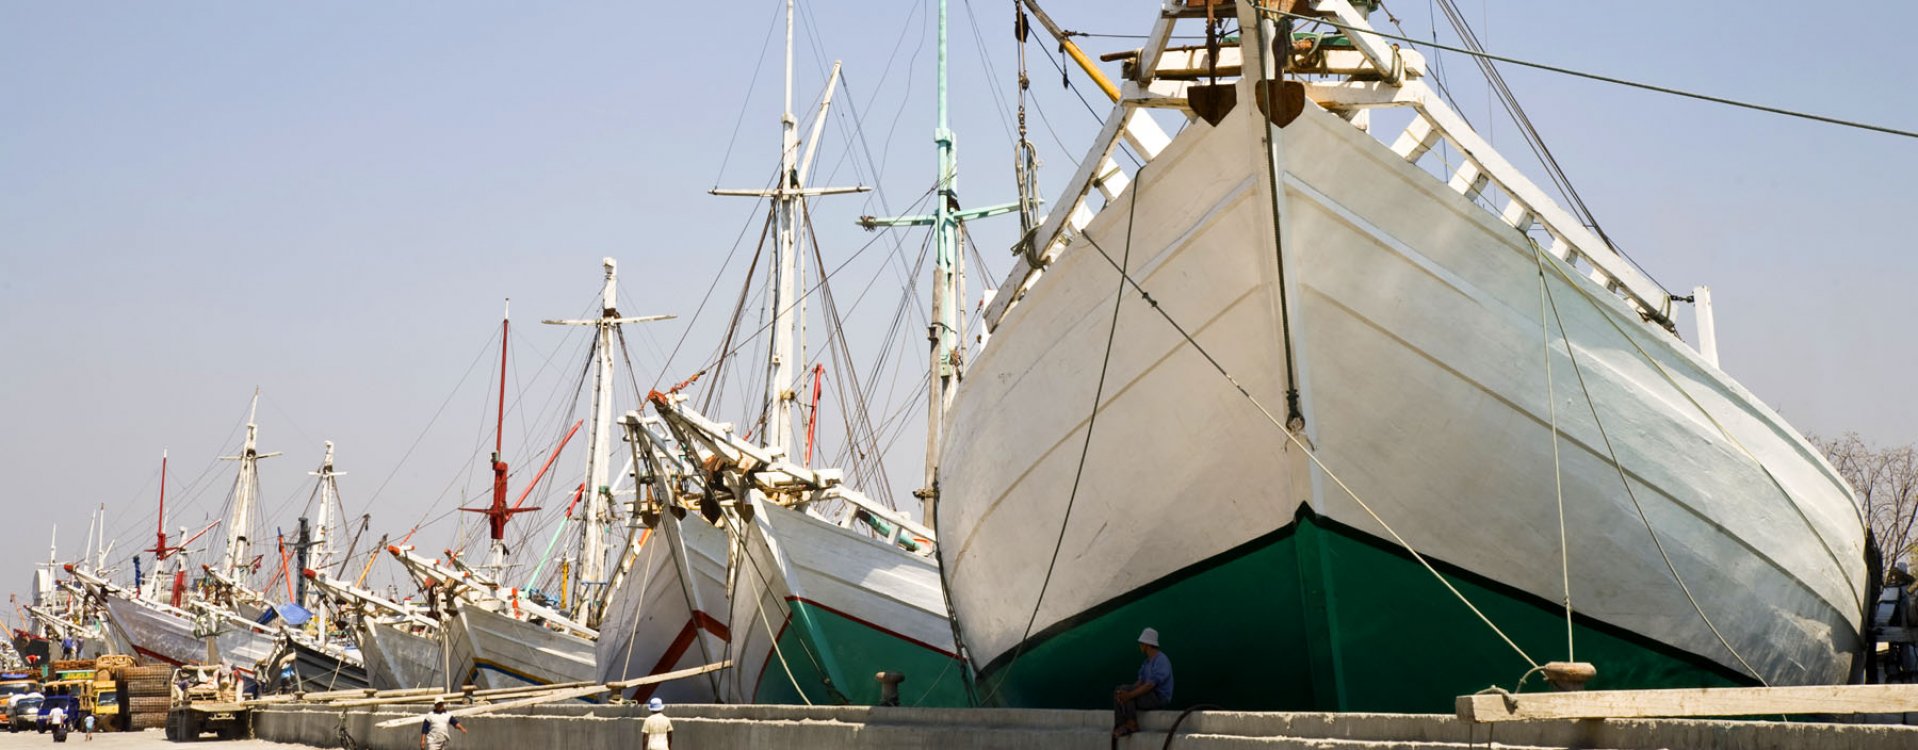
[860,0,1017,524]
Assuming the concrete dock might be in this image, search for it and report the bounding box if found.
[254,702,1918,749]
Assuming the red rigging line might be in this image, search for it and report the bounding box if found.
[512,420,580,511]
[460,420,572,540]
[806,364,824,465]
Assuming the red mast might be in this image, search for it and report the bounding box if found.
[146,450,187,607]
[463,302,539,542]
[147,451,181,562]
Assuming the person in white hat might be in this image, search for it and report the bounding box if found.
[641,697,674,749]
[419,701,466,750]
[1112,626,1173,738]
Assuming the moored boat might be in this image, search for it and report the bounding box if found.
[937,0,1867,712]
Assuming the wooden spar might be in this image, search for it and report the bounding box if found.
[317,681,594,709]
[1457,684,1918,723]
[1018,0,1119,100]
[512,420,581,510]
[371,661,730,728]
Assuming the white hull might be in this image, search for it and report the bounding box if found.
[101,594,275,674]
[357,620,445,691]
[595,510,730,703]
[940,97,1865,692]
[725,500,960,704]
[444,603,595,690]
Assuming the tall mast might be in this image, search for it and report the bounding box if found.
[543,260,673,622]
[92,504,108,573]
[582,260,617,610]
[713,0,868,459]
[464,301,542,580]
[146,450,180,601]
[767,0,802,454]
[489,301,514,573]
[857,0,1018,523]
[219,390,281,584]
[308,442,341,587]
[83,508,96,573]
[38,527,56,606]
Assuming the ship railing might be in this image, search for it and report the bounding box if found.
[302,569,437,630]
[986,0,1678,336]
[649,392,938,555]
[384,544,598,640]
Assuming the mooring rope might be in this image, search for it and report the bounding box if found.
[1529,243,1767,685]
[1542,252,1864,605]
[1531,244,1576,663]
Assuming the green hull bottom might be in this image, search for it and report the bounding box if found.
[754,600,972,707]
[976,507,1749,712]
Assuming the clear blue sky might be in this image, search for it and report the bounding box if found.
[3,2,1914,605]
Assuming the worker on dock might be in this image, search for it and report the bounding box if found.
[420,701,467,750]
[1113,627,1174,738]
[642,698,673,749]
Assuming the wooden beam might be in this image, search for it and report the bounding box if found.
[371,661,730,728]
[321,682,595,709]
[1458,683,1918,723]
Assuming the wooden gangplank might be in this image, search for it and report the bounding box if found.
[1459,684,1918,723]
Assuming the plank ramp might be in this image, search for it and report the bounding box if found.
[1458,684,1918,723]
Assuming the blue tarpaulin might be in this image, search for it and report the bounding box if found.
[256,603,312,626]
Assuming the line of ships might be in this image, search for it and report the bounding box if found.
[15,1,1879,713]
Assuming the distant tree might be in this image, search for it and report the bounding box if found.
[1812,433,1918,570]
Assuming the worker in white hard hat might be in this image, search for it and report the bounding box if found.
[641,697,673,749]
[420,700,467,750]
[1112,626,1173,738]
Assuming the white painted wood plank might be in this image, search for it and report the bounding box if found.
[1391,115,1440,162]
[1458,683,1918,723]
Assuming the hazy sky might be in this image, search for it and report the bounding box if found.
[3,2,1914,608]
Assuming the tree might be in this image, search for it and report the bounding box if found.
[1812,433,1918,570]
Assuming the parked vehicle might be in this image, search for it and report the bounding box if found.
[8,694,41,732]
[36,694,78,733]
[164,664,249,741]
[0,673,38,713]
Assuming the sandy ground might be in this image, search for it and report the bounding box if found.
[0,728,306,749]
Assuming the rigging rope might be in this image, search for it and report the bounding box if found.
[1260,7,1918,140]
[1532,242,1576,663]
[986,163,1145,704]
[1530,242,1766,684]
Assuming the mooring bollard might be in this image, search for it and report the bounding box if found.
[875,672,906,707]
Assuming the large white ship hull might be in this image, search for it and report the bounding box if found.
[595,510,730,704]
[443,603,594,690]
[938,95,1866,711]
[357,620,445,691]
[100,594,275,676]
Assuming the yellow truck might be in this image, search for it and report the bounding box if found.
[90,655,132,731]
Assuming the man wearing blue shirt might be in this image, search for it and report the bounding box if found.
[1113,627,1173,738]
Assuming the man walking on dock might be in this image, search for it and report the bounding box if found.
[642,698,673,749]
[420,701,467,750]
[1113,627,1173,738]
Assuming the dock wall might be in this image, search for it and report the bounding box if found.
[254,702,1918,749]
